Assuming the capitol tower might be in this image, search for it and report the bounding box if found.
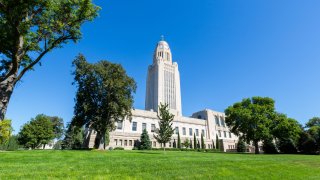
[145,37,182,116]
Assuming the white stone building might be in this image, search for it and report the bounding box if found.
[87,38,239,151]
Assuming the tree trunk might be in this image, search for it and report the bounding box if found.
[97,130,106,150]
[254,141,260,154]
[0,74,16,121]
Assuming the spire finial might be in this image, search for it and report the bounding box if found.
[160,35,165,41]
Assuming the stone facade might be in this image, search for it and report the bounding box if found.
[86,38,239,152]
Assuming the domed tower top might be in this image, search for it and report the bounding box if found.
[153,35,172,64]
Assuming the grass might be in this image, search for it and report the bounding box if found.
[0,150,319,179]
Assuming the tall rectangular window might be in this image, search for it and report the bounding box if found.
[124,140,127,146]
[115,139,118,146]
[117,121,123,130]
[182,127,186,135]
[221,117,226,127]
[175,127,179,134]
[189,128,193,136]
[132,122,137,131]
[202,129,205,137]
[142,123,147,131]
[129,140,132,146]
[218,130,221,137]
[224,131,227,138]
[120,139,123,146]
[151,124,156,132]
[196,129,199,136]
[229,132,232,138]
[215,116,220,126]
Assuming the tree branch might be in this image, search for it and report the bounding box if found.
[0,2,5,11]
[15,35,73,83]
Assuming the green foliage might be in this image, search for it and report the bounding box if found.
[182,139,190,149]
[72,55,136,149]
[0,0,99,121]
[297,117,320,154]
[113,147,124,150]
[225,97,277,154]
[0,119,12,144]
[18,114,55,149]
[139,129,151,150]
[306,117,320,128]
[262,138,278,154]
[62,123,83,150]
[153,103,175,150]
[193,133,197,149]
[237,137,246,152]
[201,133,205,149]
[215,135,220,150]
[272,114,302,144]
[276,138,297,154]
[49,116,64,139]
[177,132,181,149]
[0,135,20,151]
[298,131,318,154]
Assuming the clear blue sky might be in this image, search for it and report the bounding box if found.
[7,0,320,133]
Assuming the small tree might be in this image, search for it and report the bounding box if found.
[18,114,55,149]
[182,139,190,149]
[190,139,193,149]
[0,119,12,144]
[216,135,220,150]
[237,137,246,152]
[139,129,151,150]
[153,103,175,151]
[193,133,197,149]
[197,140,200,149]
[62,123,84,150]
[177,132,181,149]
[201,133,205,149]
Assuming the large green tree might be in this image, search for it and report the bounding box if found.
[0,0,99,120]
[153,103,175,151]
[18,114,55,149]
[72,55,136,150]
[225,97,276,154]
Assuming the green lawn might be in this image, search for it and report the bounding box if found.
[0,150,319,179]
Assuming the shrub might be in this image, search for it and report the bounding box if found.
[237,138,246,152]
[113,147,124,150]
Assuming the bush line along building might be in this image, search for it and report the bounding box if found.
[86,38,239,151]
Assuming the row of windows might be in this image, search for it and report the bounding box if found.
[114,139,159,147]
[218,130,232,138]
[118,121,206,137]
[118,121,232,139]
